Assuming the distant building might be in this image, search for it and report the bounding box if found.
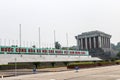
[75,30,112,59]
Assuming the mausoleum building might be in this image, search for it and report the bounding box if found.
[75,30,112,58]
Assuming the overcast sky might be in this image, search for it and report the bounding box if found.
[0,0,120,48]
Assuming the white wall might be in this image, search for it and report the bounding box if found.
[0,54,101,65]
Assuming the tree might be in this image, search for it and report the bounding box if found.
[117,42,120,47]
[33,62,40,68]
[62,46,77,50]
[111,43,120,51]
[51,62,55,67]
[69,46,77,50]
[111,43,116,50]
[32,45,36,48]
[63,62,68,66]
[61,47,67,50]
[117,52,120,58]
[55,42,61,49]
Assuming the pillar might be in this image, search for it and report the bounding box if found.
[89,37,92,49]
[81,38,83,49]
[104,38,106,48]
[108,38,111,48]
[98,36,102,48]
[94,37,96,48]
[101,36,103,48]
[107,38,109,48]
[103,37,105,48]
[78,39,81,49]
[85,38,88,49]
[108,38,110,48]
[77,37,79,50]
[105,38,107,48]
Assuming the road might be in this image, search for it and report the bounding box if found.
[2,65,120,80]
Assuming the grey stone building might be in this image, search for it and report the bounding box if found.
[75,30,112,59]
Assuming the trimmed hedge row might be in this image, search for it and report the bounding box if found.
[67,61,120,69]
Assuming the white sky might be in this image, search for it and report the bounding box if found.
[0,0,120,47]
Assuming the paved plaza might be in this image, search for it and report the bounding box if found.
[1,65,120,80]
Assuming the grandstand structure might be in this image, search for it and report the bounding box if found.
[0,46,101,65]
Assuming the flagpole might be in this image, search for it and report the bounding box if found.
[39,27,41,48]
[0,39,1,46]
[39,27,42,57]
[66,33,69,56]
[54,30,56,48]
[4,39,6,46]
[19,24,22,58]
[19,24,21,47]
[66,33,68,50]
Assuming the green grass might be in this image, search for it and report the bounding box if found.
[68,62,94,66]
[115,60,120,62]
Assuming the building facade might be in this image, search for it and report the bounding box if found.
[75,31,112,58]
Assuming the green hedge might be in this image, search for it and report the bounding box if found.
[67,60,120,69]
[68,62,94,66]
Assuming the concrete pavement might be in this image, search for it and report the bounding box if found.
[2,65,120,80]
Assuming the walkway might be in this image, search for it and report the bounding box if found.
[2,65,120,80]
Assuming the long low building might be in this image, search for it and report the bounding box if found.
[0,46,101,65]
[0,54,101,65]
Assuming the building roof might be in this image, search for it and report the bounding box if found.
[76,30,111,39]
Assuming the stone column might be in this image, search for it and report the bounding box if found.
[89,37,91,49]
[81,38,83,49]
[98,36,102,48]
[107,38,110,48]
[103,37,105,48]
[108,38,110,48]
[78,39,81,49]
[101,36,103,48]
[102,36,104,48]
[105,38,107,48]
[104,37,106,48]
[77,37,79,50]
[85,38,88,49]
[94,37,96,48]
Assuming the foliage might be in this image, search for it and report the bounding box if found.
[32,45,36,48]
[55,42,61,49]
[51,62,55,67]
[115,60,120,62]
[61,47,68,50]
[69,46,77,50]
[111,42,120,51]
[33,62,40,68]
[63,62,68,66]
[62,46,77,50]
[68,62,94,66]
[117,52,120,58]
